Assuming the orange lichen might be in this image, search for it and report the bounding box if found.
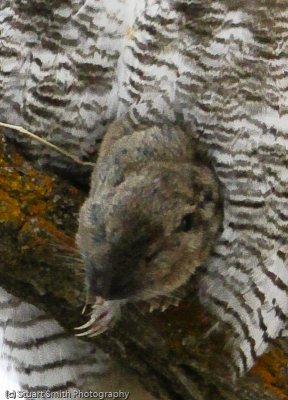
[252,347,288,400]
[0,142,56,227]
[0,188,24,223]
[0,138,85,305]
[0,139,78,236]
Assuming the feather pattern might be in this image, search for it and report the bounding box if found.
[1,0,288,377]
[0,287,107,394]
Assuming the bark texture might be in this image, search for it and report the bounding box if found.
[1,137,288,400]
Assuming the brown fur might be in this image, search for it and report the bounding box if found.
[77,120,223,303]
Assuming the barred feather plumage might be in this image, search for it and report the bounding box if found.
[0,288,107,395]
[1,0,288,380]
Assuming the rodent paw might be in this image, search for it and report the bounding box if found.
[147,296,181,313]
[75,297,121,338]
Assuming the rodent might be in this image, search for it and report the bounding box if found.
[75,119,223,336]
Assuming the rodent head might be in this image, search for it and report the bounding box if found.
[77,123,222,303]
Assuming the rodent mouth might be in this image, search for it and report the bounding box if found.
[104,280,140,301]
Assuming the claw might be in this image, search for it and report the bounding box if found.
[161,304,168,312]
[75,325,102,337]
[147,295,181,313]
[81,294,102,315]
[81,303,88,315]
[75,331,90,337]
[88,321,112,337]
[75,299,122,338]
[75,312,114,337]
[88,326,109,337]
[74,317,97,331]
[174,299,180,307]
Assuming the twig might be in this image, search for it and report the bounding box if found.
[0,121,95,167]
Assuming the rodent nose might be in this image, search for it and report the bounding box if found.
[91,276,107,297]
[86,247,141,300]
[105,276,137,300]
[87,267,136,300]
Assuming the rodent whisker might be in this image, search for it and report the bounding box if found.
[54,254,84,264]
[142,289,182,303]
[50,256,85,271]
[46,238,81,256]
[45,240,85,268]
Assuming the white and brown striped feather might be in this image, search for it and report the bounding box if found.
[0,287,107,395]
[1,0,288,380]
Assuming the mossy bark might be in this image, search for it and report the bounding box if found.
[0,138,287,400]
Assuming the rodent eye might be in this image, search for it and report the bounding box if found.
[179,213,194,232]
[204,190,213,202]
